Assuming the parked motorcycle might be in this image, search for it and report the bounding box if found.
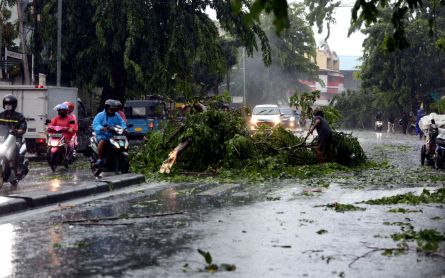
[434,132,445,169]
[0,125,29,188]
[88,125,130,177]
[47,125,74,171]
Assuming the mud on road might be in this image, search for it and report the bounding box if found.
[0,131,444,277]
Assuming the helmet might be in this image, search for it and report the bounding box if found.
[115,100,123,110]
[3,95,17,110]
[63,101,75,113]
[104,99,117,110]
[56,103,69,111]
[56,103,68,117]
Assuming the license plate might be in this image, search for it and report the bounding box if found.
[135,127,142,132]
[114,135,126,140]
[50,133,63,138]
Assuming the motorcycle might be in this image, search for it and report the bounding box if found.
[88,125,131,177]
[0,125,29,188]
[47,125,75,171]
[434,132,445,169]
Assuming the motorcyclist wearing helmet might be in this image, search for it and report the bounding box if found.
[115,100,127,123]
[92,99,126,166]
[49,103,76,157]
[63,101,78,152]
[0,95,27,184]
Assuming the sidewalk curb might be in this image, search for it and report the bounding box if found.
[0,173,145,216]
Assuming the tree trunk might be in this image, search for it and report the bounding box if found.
[226,71,230,92]
[99,51,127,109]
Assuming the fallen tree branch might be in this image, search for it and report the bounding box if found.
[61,211,184,224]
[160,139,192,174]
[349,246,445,268]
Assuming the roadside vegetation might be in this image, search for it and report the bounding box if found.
[131,103,367,182]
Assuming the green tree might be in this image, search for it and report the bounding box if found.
[360,9,445,114]
[0,0,18,78]
[234,0,445,51]
[36,0,271,105]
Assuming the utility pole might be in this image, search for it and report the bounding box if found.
[56,0,62,86]
[242,47,246,106]
[17,0,30,84]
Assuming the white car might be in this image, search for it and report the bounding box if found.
[250,104,281,130]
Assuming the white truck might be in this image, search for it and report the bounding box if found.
[0,85,91,155]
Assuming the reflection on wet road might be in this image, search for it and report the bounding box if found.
[0,131,444,277]
[0,158,92,196]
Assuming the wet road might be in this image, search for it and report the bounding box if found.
[0,157,92,196]
[0,131,444,277]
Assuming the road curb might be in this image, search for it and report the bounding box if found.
[0,173,145,216]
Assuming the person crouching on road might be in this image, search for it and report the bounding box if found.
[0,95,27,185]
[309,110,332,164]
[63,101,78,155]
[49,103,76,158]
[93,99,126,166]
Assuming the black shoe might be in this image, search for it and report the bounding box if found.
[10,179,18,187]
[95,159,105,167]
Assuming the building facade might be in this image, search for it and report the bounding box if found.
[300,43,344,106]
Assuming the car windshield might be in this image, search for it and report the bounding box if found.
[279,108,293,115]
[252,106,279,115]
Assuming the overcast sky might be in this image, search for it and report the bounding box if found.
[206,2,366,57]
[313,6,366,57]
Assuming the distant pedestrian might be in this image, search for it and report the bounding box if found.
[416,106,424,139]
[375,111,383,140]
[387,113,395,133]
[399,112,409,134]
[309,110,332,163]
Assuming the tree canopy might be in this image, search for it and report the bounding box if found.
[333,6,445,128]
[237,0,445,51]
[35,0,271,104]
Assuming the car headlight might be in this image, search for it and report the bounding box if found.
[274,118,281,125]
[250,118,257,124]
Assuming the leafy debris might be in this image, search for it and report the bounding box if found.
[364,188,445,205]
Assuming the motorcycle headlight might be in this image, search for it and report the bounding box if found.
[290,116,295,121]
[110,139,120,149]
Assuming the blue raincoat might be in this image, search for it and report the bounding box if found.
[93,110,126,141]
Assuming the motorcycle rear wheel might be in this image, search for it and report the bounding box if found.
[0,167,3,189]
[421,145,426,166]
